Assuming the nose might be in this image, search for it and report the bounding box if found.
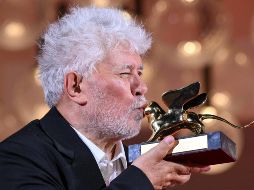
[131,74,148,96]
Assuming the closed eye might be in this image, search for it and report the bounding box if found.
[119,72,131,78]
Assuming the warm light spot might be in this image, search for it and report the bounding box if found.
[200,106,217,124]
[33,67,41,86]
[212,92,230,108]
[200,106,217,115]
[234,52,248,66]
[4,21,26,38]
[213,47,230,63]
[121,11,131,20]
[142,61,154,83]
[155,0,168,13]
[92,0,110,7]
[34,104,49,119]
[178,41,202,56]
[181,0,197,4]
[183,12,197,24]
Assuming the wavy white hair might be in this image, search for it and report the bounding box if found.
[37,6,152,107]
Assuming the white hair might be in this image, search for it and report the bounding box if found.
[37,6,152,107]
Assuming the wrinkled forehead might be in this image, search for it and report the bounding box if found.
[89,42,144,76]
[108,47,143,69]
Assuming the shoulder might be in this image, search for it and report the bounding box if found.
[1,119,52,150]
[0,119,59,166]
[0,120,70,189]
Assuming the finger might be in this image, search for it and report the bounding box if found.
[163,181,175,189]
[161,174,190,190]
[190,166,211,173]
[163,181,173,188]
[166,173,191,185]
[164,162,191,175]
[154,185,163,190]
[145,136,176,161]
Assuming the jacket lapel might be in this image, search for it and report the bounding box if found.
[40,107,106,189]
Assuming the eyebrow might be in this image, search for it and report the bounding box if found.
[118,64,144,71]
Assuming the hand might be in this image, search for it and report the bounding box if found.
[132,136,210,190]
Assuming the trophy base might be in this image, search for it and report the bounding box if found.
[127,131,236,166]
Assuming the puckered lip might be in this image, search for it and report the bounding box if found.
[137,102,148,117]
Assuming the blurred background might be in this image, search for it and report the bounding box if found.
[0,0,253,189]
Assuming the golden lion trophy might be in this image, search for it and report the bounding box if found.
[127,82,253,165]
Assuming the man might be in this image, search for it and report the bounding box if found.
[0,7,209,190]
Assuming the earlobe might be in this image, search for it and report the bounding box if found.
[64,72,87,106]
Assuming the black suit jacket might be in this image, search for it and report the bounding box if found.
[0,107,153,190]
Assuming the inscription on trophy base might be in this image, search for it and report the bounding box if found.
[127,131,236,166]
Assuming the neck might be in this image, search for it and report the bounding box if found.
[80,130,119,160]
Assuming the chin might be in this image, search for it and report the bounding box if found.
[120,125,141,140]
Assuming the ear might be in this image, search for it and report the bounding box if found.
[64,72,87,106]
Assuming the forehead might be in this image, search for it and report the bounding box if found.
[96,47,143,72]
[110,48,143,69]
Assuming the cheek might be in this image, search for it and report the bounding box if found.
[88,74,134,106]
[103,79,133,102]
[112,82,131,98]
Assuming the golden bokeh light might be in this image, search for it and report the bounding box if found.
[200,106,218,125]
[33,67,41,86]
[234,52,248,66]
[4,21,26,39]
[213,47,230,64]
[121,10,132,20]
[212,92,231,108]
[177,41,202,57]
[92,0,110,7]
[182,0,197,3]
[155,0,168,13]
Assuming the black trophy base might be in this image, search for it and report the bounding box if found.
[127,131,236,166]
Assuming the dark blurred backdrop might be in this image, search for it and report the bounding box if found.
[0,0,254,189]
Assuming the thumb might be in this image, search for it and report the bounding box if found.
[146,135,177,161]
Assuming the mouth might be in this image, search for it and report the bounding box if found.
[137,102,148,118]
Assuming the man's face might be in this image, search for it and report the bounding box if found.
[82,47,148,140]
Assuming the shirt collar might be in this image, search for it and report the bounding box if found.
[72,127,127,168]
[111,140,127,168]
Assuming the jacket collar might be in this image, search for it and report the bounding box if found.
[39,107,106,189]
